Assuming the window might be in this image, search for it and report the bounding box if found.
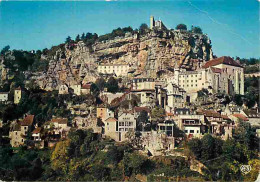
[185,130,188,133]
[190,130,194,133]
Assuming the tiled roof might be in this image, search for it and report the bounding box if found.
[51,118,68,124]
[203,56,243,68]
[32,127,42,134]
[20,115,34,126]
[82,84,91,89]
[221,115,231,120]
[105,117,117,122]
[134,107,151,113]
[166,112,174,116]
[210,67,222,73]
[198,110,221,118]
[232,114,249,121]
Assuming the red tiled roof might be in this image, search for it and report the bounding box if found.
[82,84,91,89]
[232,114,249,121]
[221,115,231,120]
[210,67,222,73]
[166,112,174,116]
[134,107,151,113]
[51,118,68,124]
[203,56,243,68]
[105,117,117,122]
[20,115,34,126]
[32,127,42,134]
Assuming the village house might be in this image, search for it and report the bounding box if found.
[229,113,249,124]
[96,105,115,122]
[81,84,91,95]
[0,92,8,102]
[243,108,260,127]
[71,84,81,96]
[117,111,136,141]
[58,84,69,94]
[44,118,70,138]
[32,127,42,141]
[103,117,118,140]
[131,78,156,107]
[9,115,34,147]
[176,114,207,138]
[165,83,187,109]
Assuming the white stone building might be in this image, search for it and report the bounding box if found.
[172,56,244,96]
[97,64,130,77]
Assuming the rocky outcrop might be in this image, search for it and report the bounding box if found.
[2,29,213,91]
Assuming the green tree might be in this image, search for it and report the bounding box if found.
[95,77,106,91]
[1,45,10,55]
[106,77,119,93]
[151,106,165,123]
[176,24,187,30]
[139,23,149,35]
[136,110,150,131]
[191,26,203,34]
[90,83,100,97]
[65,36,72,43]
[75,34,80,42]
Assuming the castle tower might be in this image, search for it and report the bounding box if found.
[235,70,239,94]
[150,15,155,29]
[240,70,244,95]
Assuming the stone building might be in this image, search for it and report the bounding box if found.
[14,87,22,104]
[172,56,244,96]
[131,78,156,107]
[165,83,187,109]
[9,115,34,147]
[150,15,167,30]
[97,64,130,77]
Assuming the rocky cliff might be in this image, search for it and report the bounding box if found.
[1,29,214,90]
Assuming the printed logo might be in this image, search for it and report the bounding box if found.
[240,165,251,174]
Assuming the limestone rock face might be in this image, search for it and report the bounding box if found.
[2,29,213,90]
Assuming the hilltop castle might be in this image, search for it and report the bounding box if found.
[150,15,167,30]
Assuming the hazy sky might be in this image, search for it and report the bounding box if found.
[0,0,259,58]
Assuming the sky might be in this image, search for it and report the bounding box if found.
[0,0,259,58]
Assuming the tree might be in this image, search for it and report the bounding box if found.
[106,77,119,93]
[136,110,150,131]
[139,23,149,35]
[187,138,202,159]
[1,45,10,55]
[90,83,100,97]
[191,26,203,34]
[151,106,165,123]
[97,117,104,127]
[51,140,70,173]
[176,24,187,30]
[65,36,72,43]
[75,34,80,42]
[95,77,106,91]
[81,33,85,40]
